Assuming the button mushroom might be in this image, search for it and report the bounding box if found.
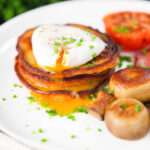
[109,67,150,102]
[105,98,150,140]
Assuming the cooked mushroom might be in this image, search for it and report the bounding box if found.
[109,67,150,102]
[88,91,116,120]
[105,98,150,140]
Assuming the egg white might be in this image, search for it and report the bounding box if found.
[31,25,106,68]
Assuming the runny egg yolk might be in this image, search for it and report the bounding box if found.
[44,49,72,72]
[31,91,93,115]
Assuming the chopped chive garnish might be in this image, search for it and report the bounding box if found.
[13,95,17,98]
[25,124,29,127]
[32,131,36,134]
[117,56,132,68]
[71,135,76,139]
[63,41,70,45]
[62,36,67,40]
[80,38,84,43]
[138,65,143,68]
[92,53,97,58]
[13,84,17,87]
[54,42,61,47]
[54,49,59,54]
[91,61,96,65]
[65,51,69,54]
[46,109,57,118]
[77,42,82,47]
[120,102,127,110]
[126,64,134,68]
[70,38,76,43]
[89,45,94,49]
[146,66,150,69]
[130,20,137,26]
[89,82,93,89]
[101,33,107,38]
[39,128,44,133]
[87,29,91,33]
[86,94,97,100]
[66,114,76,121]
[59,114,63,117]
[146,104,150,107]
[91,36,96,40]
[87,64,92,67]
[113,25,130,33]
[2,97,6,101]
[142,48,147,56]
[41,138,47,142]
[73,106,88,114]
[102,86,108,92]
[86,127,90,131]
[42,102,48,106]
[37,107,41,110]
[135,105,141,112]
[97,128,102,132]
[109,89,114,94]
[27,96,36,104]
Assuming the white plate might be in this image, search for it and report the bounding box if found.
[0,1,150,150]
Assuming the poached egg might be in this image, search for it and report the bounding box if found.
[31,25,106,72]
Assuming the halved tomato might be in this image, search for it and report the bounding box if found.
[103,11,150,51]
[135,48,150,68]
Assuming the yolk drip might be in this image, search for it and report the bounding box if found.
[31,91,93,115]
[44,50,73,72]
